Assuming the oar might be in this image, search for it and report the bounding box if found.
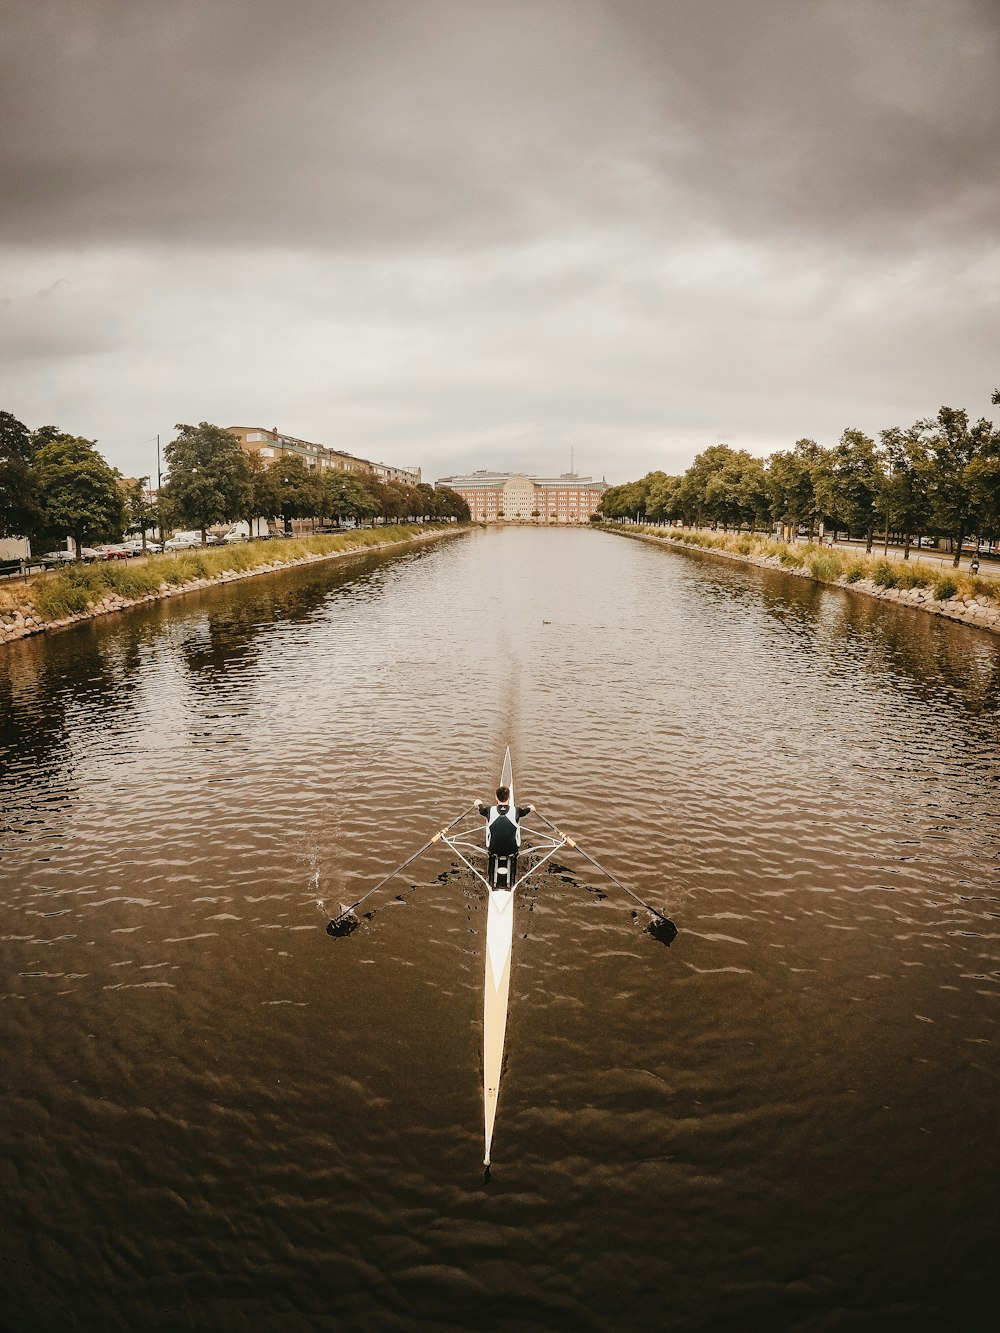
[533,809,674,927]
[327,802,478,930]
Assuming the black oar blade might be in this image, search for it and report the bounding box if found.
[327,912,362,938]
[643,913,678,946]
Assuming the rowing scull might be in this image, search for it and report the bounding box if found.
[483,746,515,1167]
[326,746,674,1167]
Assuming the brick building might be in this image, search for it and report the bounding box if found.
[434,470,607,523]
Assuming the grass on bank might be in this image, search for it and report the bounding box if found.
[25,525,454,622]
[634,526,995,606]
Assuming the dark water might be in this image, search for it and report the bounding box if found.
[1,528,999,1332]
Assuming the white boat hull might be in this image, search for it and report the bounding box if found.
[483,884,513,1166]
[484,744,515,1167]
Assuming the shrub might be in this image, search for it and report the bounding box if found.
[894,566,929,590]
[33,577,94,619]
[934,577,958,601]
[779,550,804,568]
[873,561,898,588]
[809,554,843,582]
[845,564,864,583]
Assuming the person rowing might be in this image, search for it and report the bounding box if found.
[477,784,533,888]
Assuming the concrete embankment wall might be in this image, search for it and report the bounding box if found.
[0,527,465,649]
[611,527,1000,638]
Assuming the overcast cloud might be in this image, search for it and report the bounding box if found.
[1,0,998,483]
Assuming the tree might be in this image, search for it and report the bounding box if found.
[266,455,324,532]
[646,473,682,523]
[680,445,737,528]
[927,406,993,566]
[323,470,373,525]
[245,450,279,537]
[879,424,934,558]
[121,476,159,551]
[0,410,39,538]
[435,485,470,521]
[704,449,767,531]
[734,454,771,532]
[33,434,127,558]
[767,439,826,539]
[967,438,1000,546]
[823,429,882,550]
[162,422,251,543]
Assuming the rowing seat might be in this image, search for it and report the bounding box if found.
[492,856,513,889]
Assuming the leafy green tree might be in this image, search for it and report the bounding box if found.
[121,476,159,551]
[266,455,324,532]
[435,485,470,521]
[244,450,279,537]
[967,444,1000,545]
[601,475,658,523]
[646,473,682,523]
[767,439,826,539]
[163,423,251,543]
[323,471,370,524]
[703,449,767,531]
[677,445,737,527]
[927,406,993,566]
[822,429,882,550]
[0,410,39,537]
[879,424,934,557]
[735,454,771,532]
[414,482,438,519]
[33,434,127,558]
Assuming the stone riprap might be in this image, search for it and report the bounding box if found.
[0,529,462,649]
[617,529,1000,637]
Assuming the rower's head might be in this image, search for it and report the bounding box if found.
[495,785,510,804]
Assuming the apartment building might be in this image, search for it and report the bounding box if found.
[227,426,419,483]
[434,470,607,523]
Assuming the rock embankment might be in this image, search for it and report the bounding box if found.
[619,530,1000,637]
[0,529,461,649]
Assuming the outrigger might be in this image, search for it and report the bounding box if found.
[327,746,674,1168]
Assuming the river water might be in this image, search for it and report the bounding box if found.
[1,527,998,1331]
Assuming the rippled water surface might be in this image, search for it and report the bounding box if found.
[2,528,999,1331]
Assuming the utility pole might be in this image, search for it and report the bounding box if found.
[155,434,163,542]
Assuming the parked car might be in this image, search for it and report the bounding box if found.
[164,532,202,551]
[95,544,131,560]
[40,549,76,566]
[79,548,103,562]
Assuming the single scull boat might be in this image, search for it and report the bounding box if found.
[482,746,515,1167]
[327,745,674,1167]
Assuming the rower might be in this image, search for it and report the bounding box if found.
[477,785,533,888]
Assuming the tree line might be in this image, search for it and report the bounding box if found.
[600,395,1000,567]
[0,415,469,556]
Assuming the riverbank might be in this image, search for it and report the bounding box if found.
[0,524,466,647]
[608,525,1000,637]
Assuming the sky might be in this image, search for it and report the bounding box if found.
[2,0,998,486]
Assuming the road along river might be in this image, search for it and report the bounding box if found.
[1,526,998,1330]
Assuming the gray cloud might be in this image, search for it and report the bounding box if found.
[0,0,997,482]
